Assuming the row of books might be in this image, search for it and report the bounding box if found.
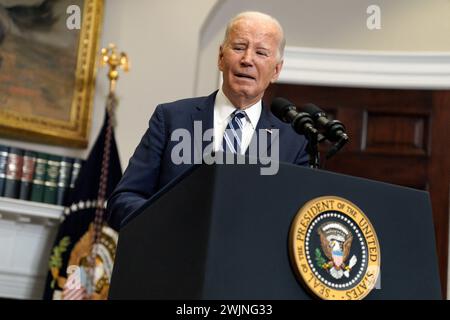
[0,145,83,206]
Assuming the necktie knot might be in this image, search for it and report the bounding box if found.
[232,110,246,128]
[233,110,246,119]
[222,110,247,154]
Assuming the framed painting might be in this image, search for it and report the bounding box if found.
[0,0,104,148]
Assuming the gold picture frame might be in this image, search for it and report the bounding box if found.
[0,0,104,148]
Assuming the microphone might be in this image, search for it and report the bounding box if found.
[302,104,348,142]
[270,97,318,141]
[302,103,349,158]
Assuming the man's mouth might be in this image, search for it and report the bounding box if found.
[234,73,256,80]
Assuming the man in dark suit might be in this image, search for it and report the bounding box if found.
[107,11,309,229]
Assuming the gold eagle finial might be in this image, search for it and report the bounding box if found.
[100,43,130,93]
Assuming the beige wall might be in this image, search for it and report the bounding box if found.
[282,0,450,51]
[200,0,450,52]
[100,0,217,169]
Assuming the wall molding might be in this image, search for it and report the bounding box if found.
[0,197,62,221]
[280,47,450,89]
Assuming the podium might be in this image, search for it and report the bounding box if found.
[108,161,441,299]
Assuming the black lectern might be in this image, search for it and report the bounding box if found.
[108,161,441,299]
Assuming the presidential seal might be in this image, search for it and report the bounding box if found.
[49,223,118,300]
[289,196,380,300]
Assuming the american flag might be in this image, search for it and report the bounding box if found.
[43,96,122,300]
[62,266,89,300]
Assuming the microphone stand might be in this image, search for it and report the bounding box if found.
[306,137,319,168]
[289,111,322,169]
[304,130,323,169]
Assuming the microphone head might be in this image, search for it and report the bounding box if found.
[301,103,325,118]
[271,97,295,122]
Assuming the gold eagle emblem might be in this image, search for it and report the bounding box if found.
[318,222,357,279]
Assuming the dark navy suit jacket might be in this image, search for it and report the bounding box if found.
[107,91,309,229]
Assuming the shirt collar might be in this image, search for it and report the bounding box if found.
[214,88,262,129]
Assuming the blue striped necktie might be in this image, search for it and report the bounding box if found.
[222,110,247,154]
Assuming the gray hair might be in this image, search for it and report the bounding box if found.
[222,11,286,61]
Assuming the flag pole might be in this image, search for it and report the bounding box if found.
[87,44,129,297]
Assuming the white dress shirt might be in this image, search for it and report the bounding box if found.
[213,89,262,154]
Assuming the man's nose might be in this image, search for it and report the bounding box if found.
[240,49,254,67]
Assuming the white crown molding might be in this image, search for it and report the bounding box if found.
[279,47,450,89]
[0,197,63,222]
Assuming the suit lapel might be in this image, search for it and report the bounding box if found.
[191,91,216,159]
[246,103,279,156]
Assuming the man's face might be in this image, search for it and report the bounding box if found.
[218,18,283,109]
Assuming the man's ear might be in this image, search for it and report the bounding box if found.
[271,59,284,83]
[218,45,224,71]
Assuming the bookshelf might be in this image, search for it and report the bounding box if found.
[0,197,63,299]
